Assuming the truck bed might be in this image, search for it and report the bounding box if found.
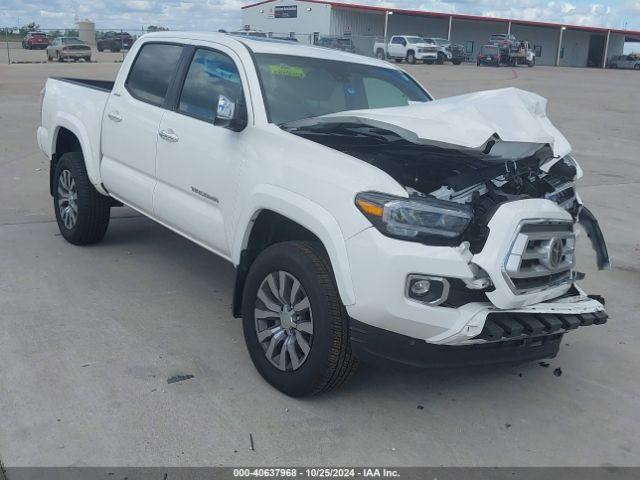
[39,76,113,190]
[51,77,115,92]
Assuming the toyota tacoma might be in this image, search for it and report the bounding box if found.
[37,32,610,396]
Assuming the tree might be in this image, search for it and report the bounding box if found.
[146,25,169,32]
[19,22,40,35]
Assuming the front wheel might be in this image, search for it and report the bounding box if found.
[406,52,416,64]
[242,241,358,397]
[53,152,111,245]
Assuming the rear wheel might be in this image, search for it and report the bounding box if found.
[376,49,385,60]
[53,152,111,245]
[242,241,358,396]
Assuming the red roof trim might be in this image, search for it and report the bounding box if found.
[241,0,640,36]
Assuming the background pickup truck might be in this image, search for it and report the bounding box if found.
[374,35,438,63]
[38,32,609,397]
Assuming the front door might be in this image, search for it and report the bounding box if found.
[100,42,183,213]
[153,46,248,258]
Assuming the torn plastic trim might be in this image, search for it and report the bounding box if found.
[577,205,611,270]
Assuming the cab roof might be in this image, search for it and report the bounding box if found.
[141,31,394,68]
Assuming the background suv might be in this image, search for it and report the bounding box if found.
[22,32,49,50]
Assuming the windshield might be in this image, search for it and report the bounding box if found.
[254,53,431,125]
[61,38,85,45]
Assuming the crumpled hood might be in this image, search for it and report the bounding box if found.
[296,87,571,158]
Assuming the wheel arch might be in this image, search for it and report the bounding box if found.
[49,116,106,195]
[231,187,357,317]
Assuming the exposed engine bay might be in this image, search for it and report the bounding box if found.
[287,123,573,239]
[284,121,609,269]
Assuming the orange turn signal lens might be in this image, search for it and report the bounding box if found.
[356,199,383,217]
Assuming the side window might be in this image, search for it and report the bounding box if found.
[178,49,243,123]
[391,37,402,45]
[363,77,408,109]
[125,43,183,106]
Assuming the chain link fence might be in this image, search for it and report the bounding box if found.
[1,27,153,64]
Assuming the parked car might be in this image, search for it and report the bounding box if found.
[97,31,133,52]
[423,37,464,65]
[38,32,610,396]
[477,44,501,66]
[373,35,438,64]
[609,54,640,70]
[46,37,92,62]
[315,37,356,53]
[22,32,49,50]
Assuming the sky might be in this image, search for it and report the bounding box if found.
[0,0,638,33]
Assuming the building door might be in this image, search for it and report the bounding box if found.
[587,34,605,67]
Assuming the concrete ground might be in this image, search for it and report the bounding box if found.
[0,60,639,467]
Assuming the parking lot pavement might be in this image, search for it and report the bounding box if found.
[0,61,639,467]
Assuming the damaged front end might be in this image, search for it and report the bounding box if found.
[283,89,610,320]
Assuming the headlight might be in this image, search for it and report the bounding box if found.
[355,192,473,241]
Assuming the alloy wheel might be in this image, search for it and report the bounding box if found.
[254,270,314,371]
[57,169,78,229]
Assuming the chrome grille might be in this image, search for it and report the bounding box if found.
[503,221,575,294]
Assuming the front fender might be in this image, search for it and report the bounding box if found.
[232,184,357,306]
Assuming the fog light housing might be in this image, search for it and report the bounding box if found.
[406,275,450,305]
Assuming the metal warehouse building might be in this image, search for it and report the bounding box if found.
[241,0,640,67]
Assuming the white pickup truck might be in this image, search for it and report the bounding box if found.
[38,32,610,396]
[374,35,438,64]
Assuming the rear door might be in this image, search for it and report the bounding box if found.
[100,42,183,214]
[153,45,248,257]
[388,37,405,57]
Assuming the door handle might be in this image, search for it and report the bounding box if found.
[107,111,122,122]
[158,128,179,143]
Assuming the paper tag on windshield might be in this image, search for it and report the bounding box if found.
[269,64,306,78]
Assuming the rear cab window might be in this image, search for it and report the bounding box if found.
[125,43,184,106]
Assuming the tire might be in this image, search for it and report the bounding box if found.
[376,49,385,60]
[635,64,640,70]
[453,60,462,65]
[436,53,445,65]
[406,52,416,64]
[425,60,434,65]
[394,58,402,63]
[53,152,111,245]
[242,241,358,397]
[57,52,63,63]
[528,58,535,67]
[84,56,91,62]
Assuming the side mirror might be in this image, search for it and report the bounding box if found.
[214,94,247,132]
